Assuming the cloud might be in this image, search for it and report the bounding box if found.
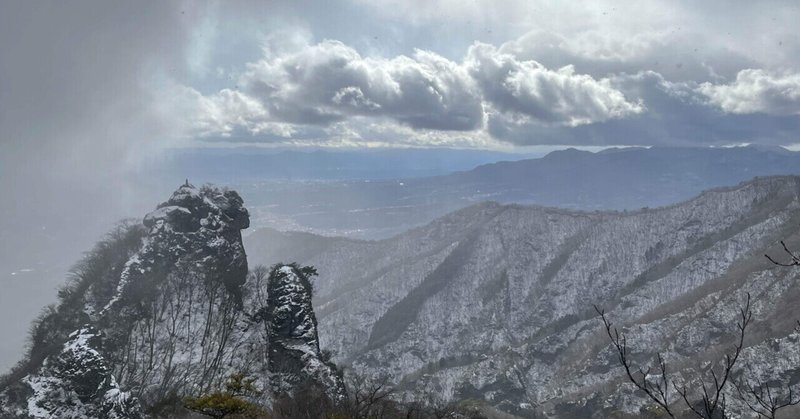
[466,42,643,127]
[163,1,800,149]
[186,36,642,143]
[698,69,800,115]
[0,1,215,226]
[498,29,758,84]
[355,0,800,77]
[487,71,800,146]
[237,39,485,131]
[175,87,272,137]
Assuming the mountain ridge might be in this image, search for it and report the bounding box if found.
[4,176,800,417]
[246,175,800,416]
[237,146,800,241]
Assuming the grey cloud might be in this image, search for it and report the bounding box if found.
[0,1,205,225]
[466,42,643,127]
[488,71,800,146]
[238,40,485,131]
[698,69,800,115]
[499,30,759,83]
[190,37,645,140]
[0,2,197,169]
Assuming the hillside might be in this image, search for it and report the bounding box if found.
[246,175,800,417]
[5,176,800,417]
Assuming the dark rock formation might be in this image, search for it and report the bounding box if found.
[265,264,344,399]
[90,183,257,406]
[103,182,250,316]
[0,326,143,418]
[0,182,349,417]
[0,183,257,417]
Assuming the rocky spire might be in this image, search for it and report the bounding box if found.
[102,182,250,316]
[265,264,345,399]
[0,183,255,417]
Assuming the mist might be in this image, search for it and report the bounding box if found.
[2,2,800,417]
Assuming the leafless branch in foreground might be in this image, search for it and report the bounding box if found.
[595,305,676,418]
[596,293,752,419]
[733,366,800,419]
[673,293,752,419]
[765,241,800,267]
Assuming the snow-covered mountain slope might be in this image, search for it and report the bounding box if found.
[0,184,338,418]
[246,176,800,417]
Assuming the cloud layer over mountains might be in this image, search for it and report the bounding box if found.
[1,1,799,224]
[3,0,800,170]
[162,1,800,149]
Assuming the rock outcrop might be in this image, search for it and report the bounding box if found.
[264,264,344,399]
[102,181,250,316]
[1,327,143,419]
[0,183,344,417]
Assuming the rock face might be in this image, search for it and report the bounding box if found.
[0,183,338,417]
[264,264,344,398]
[94,183,258,408]
[0,183,257,417]
[1,327,143,419]
[247,176,800,417]
[104,182,250,315]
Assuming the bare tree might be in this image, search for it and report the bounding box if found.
[733,367,800,419]
[595,293,752,419]
[729,242,800,418]
[674,294,751,419]
[595,305,676,418]
[342,372,396,419]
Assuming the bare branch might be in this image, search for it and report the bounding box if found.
[596,293,754,419]
[594,305,676,418]
[765,241,800,266]
[734,364,800,419]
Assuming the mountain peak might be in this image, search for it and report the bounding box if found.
[1,185,250,415]
[104,184,250,315]
[543,147,593,159]
[0,182,353,417]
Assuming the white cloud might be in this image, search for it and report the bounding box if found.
[190,88,270,136]
[239,39,484,131]
[352,0,800,99]
[183,36,642,145]
[466,43,643,127]
[497,29,757,84]
[698,69,800,115]
[164,2,800,149]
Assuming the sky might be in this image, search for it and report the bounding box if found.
[2,0,799,229]
[1,0,800,371]
[169,0,800,151]
[2,0,800,183]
